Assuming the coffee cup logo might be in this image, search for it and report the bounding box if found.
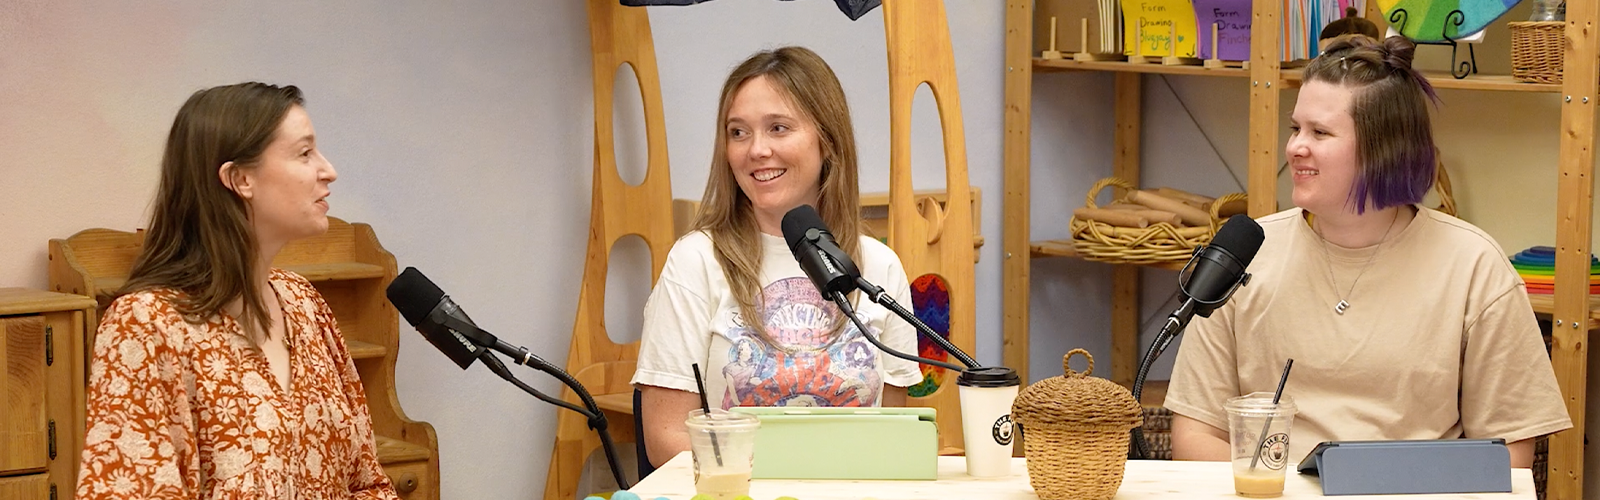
[992,414,1014,445]
[1259,433,1290,470]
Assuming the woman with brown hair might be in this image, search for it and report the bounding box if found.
[1165,35,1570,468]
[76,82,397,499]
[632,46,920,468]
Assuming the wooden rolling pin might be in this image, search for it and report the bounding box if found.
[1103,204,1183,226]
[1074,207,1148,228]
[1130,190,1212,226]
[1154,187,1215,209]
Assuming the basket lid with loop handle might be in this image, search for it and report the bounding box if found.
[1011,349,1144,430]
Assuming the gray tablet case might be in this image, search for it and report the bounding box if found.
[1296,439,1512,495]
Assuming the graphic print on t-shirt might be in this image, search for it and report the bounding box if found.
[721,277,884,408]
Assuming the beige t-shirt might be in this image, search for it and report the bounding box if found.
[1166,206,1571,465]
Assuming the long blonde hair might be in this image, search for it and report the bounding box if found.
[693,46,863,346]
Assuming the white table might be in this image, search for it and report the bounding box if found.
[628,452,1536,500]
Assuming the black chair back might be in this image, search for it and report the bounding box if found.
[633,388,657,479]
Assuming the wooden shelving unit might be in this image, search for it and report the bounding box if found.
[47,218,440,500]
[1004,1,1598,498]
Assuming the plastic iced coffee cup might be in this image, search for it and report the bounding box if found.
[1225,392,1298,498]
[957,366,1022,477]
[685,409,760,500]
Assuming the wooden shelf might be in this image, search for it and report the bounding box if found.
[0,288,96,316]
[287,262,388,282]
[1525,293,1600,325]
[347,340,388,360]
[1280,68,1561,93]
[93,262,387,293]
[1029,240,1188,271]
[592,393,634,415]
[374,435,432,464]
[1033,58,1249,78]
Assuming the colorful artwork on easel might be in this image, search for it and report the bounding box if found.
[1194,0,1251,60]
[906,274,951,398]
[1377,0,1520,42]
[1121,0,1200,58]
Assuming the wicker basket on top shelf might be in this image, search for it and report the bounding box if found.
[1510,21,1564,84]
[1068,177,1246,265]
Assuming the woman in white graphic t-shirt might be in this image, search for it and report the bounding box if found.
[630,46,922,469]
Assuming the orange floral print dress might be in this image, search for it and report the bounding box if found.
[76,269,398,499]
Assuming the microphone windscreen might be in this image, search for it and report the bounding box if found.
[1210,215,1265,266]
[387,267,445,327]
[781,205,827,252]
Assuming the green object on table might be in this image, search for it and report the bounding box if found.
[730,406,939,480]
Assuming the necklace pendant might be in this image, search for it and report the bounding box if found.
[1335,300,1350,315]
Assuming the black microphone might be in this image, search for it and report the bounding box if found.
[387,267,559,371]
[1130,214,1264,458]
[384,267,631,489]
[781,204,860,296]
[386,267,494,370]
[1181,214,1265,319]
[779,205,979,371]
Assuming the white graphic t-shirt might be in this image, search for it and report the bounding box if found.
[633,231,921,408]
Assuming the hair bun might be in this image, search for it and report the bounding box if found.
[1345,6,1360,17]
[1382,35,1417,70]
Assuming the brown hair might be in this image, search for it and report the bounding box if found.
[1302,34,1438,213]
[692,46,862,346]
[121,82,305,346]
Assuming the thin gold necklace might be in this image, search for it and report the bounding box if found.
[1310,209,1400,315]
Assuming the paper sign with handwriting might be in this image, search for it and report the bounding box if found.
[1193,0,1250,60]
[1122,0,1199,57]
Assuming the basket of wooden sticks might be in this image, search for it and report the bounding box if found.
[1068,178,1247,265]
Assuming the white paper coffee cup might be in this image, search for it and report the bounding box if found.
[957,366,1022,477]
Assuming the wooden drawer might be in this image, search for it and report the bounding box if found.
[382,461,433,500]
[1,315,47,476]
[0,474,49,498]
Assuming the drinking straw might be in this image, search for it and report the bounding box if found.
[1249,358,1295,471]
[692,363,723,466]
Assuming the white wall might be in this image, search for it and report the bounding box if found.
[1,1,1005,498]
[7,0,1596,497]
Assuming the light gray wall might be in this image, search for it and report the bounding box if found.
[6,0,1599,498]
[0,1,1005,498]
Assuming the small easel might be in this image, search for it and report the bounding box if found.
[1128,24,1161,64]
[1072,17,1127,61]
[1202,22,1248,69]
[1161,24,1201,65]
[1042,16,1064,59]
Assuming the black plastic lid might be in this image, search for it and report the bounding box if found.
[957,366,1021,388]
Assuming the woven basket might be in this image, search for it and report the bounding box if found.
[1012,350,1144,500]
[1069,178,1247,265]
[1510,22,1564,84]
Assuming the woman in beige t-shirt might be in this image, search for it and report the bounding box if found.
[1164,35,1571,468]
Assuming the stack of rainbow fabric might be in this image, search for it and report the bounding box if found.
[1510,246,1600,294]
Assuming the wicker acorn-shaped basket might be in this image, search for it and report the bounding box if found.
[1012,349,1144,500]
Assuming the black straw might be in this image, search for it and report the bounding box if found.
[691,363,724,466]
[1249,358,1295,471]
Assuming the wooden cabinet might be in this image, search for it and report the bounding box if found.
[47,217,439,500]
[0,288,95,500]
[1004,1,1599,498]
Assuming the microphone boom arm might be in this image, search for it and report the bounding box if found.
[830,290,967,372]
[436,314,632,490]
[853,277,981,370]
